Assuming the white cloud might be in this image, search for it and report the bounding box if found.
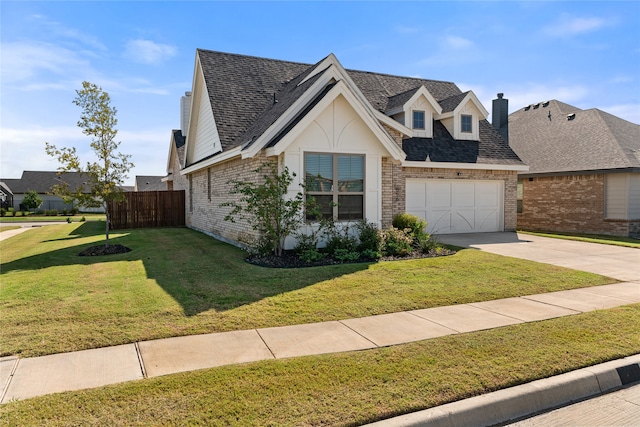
[0,41,93,85]
[124,39,177,65]
[0,126,170,184]
[543,16,609,37]
[28,14,108,52]
[600,104,640,124]
[444,35,473,50]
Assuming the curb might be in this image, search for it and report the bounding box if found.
[365,354,640,427]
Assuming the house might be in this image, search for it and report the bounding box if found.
[165,50,526,248]
[0,182,14,209]
[0,171,105,212]
[134,175,167,191]
[507,99,640,237]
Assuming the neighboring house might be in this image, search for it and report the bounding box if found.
[0,182,14,209]
[134,176,167,191]
[165,50,526,248]
[0,171,105,212]
[508,100,640,237]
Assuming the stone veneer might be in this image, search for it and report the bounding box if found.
[517,174,639,237]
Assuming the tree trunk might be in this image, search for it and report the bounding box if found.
[105,209,110,248]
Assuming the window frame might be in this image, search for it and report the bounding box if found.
[413,110,426,130]
[517,179,523,214]
[461,114,472,133]
[304,152,365,221]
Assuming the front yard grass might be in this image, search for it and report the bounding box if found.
[2,304,638,426]
[519,230,640,248]
[1,222,617,357]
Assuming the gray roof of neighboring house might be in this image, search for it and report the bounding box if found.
[172,129,186,165]
[0,171,92,194]
[135,176,167,191]
[196,49,521,166]
[509,100,640,174]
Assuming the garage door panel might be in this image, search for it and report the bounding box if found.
[426,182,451,208]
[426,210,452,234]
[406,179,503,234]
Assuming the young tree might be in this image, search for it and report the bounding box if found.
[221,162,306,257]
[22,190,43,212]
[46,81,134,247]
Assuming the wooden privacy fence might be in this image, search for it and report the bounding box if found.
[109,190,185,229]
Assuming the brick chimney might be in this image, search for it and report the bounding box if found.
[180,91,192,137]
[492,93,509,143]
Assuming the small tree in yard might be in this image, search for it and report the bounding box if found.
[46,81,133,248]
[22,190,43,212]
[221,162,306,257]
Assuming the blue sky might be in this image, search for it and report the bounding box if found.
[1,1,639,184]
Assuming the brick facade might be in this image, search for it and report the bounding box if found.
[174,154,274,247]
[517,174,639,237]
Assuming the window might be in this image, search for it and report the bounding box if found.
[461,114,472,133]
[305,153,364,220]
[413,110,425,130]
[517,179,523,213]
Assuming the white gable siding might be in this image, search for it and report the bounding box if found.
[410,95,436,137]
[282,95,387,246]
[188,82,221,165]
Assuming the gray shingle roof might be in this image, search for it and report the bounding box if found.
[196,50,521,166]
[0,171,91,194]
[439,91,470,113]
[135,176,167,191]
[509,100,640,174]
[404,120,523,165]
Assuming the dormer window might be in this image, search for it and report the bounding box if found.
[413,110,425,130]
[461,114,472,133]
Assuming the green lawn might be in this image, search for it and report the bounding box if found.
[0,225,21,232]
[1,222,616,358]
[2,305,638,426]
[0,213,106,223]
[519,230,640,248]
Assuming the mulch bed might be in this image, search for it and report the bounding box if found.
[246,247,456,268]
[78,244,132,257]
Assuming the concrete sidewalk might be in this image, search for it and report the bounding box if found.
[2,281,639,404]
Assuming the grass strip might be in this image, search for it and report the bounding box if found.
[2,304,639,426]
[1,222,616,357]
[519,230,640,248]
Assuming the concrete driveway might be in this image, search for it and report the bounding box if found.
[437,232,640,282]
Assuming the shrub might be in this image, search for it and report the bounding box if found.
[380,227,413,257]
[0,208,5,217]
[45,209,59,216]
[66,217,72,223]
[323,222,358,256]
[356,220,382,253]
[298,249,326,263]
[80,216,86,222]
[359,248,381,261]
[71,207,79,215]
[333,248,361,263]
[392,213,427,240]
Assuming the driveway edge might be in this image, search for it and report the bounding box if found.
[364,354,640,427]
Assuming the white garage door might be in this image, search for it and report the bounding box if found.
[406,179,503,234]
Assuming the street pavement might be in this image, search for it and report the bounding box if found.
[506,382,640,427]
